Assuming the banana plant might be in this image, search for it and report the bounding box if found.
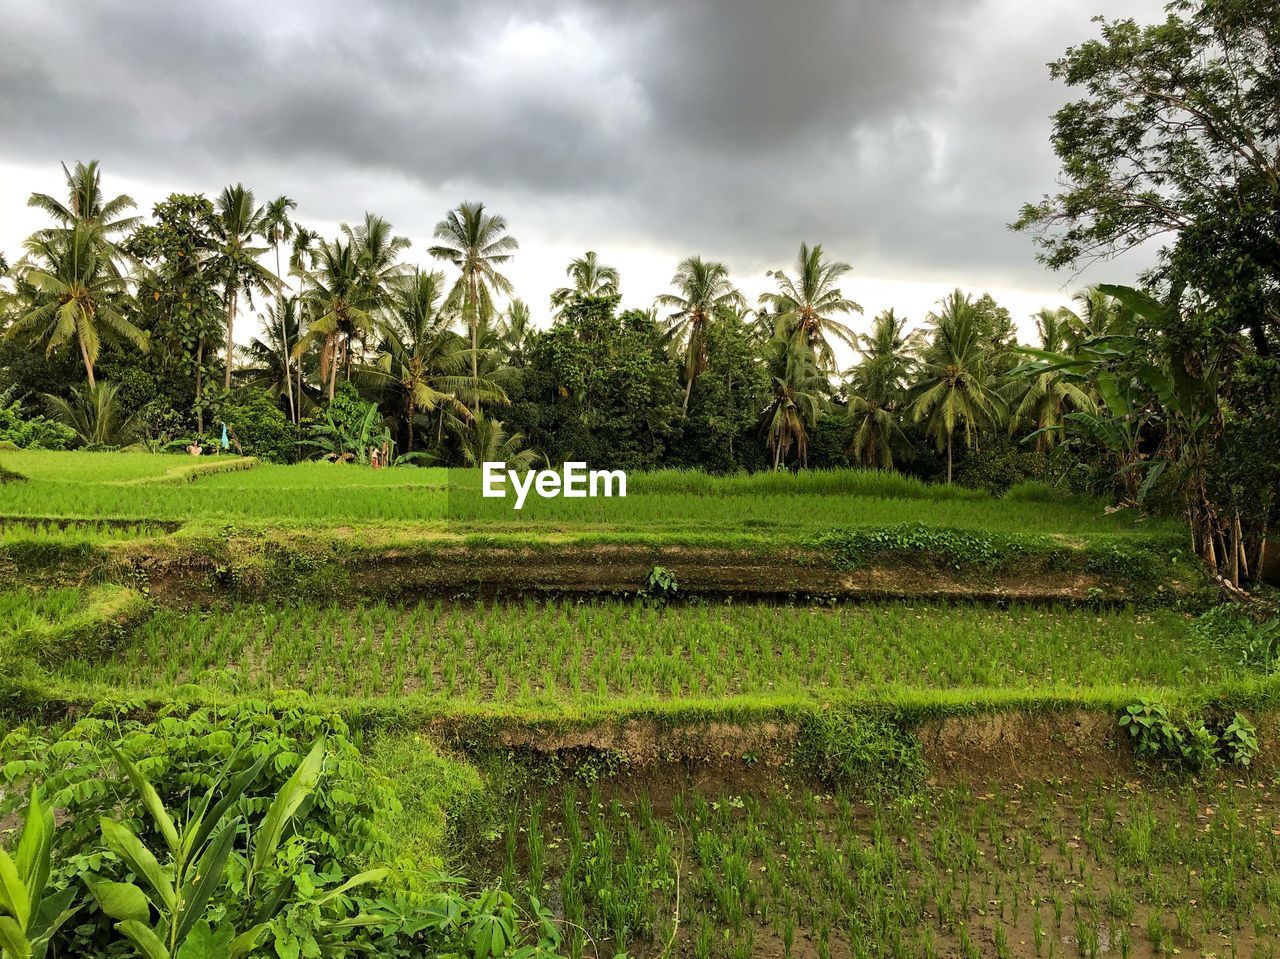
[0,788,80,959]
[94,738,382,959]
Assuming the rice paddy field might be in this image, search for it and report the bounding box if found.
[2,449,1276,959]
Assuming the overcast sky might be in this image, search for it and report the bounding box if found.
[0,0,1168,344]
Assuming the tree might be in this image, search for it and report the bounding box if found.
[844,309,921,469]
[759,242,862,372]
[1013,0,1280,355]
[27,160,139,247]
[450,412,538,471]
[261,195,298,420]
[550,251,620,313]
[362,269,501,455]
[44,381,141,447]
[8,223,147,388]
[295,238,374,402]
[212,185,272,390]
[128,194,225,433]
[1008,308,1096,450]
[656,256,745,411]
[429,202,518,397]
[912,291,1006,483]
[244,296,313,418]
[761,337,825,470]
[495,298,532,368]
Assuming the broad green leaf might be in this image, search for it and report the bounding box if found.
[109,746,180,857]
[100,818,177,912]
[15,789,51,918]
[250,738,324,881]
[313,868,388,906]
[116,919,171,959]
[86,879,151,923]
[0,848,30,930]
[173,822,237,945]
[174,920,233,959]
[227,923,268,959]
[0,916,31,959]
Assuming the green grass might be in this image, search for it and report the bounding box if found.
[44,597,1230,703]
[0,450,1182,537]
[479,775,1280,959]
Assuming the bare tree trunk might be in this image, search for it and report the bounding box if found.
[683,374,694,412]
[274,243,295,423]
[946,432,953,484]
[80,338,96,389]
[224,279,238,391]
[195,341,204,434]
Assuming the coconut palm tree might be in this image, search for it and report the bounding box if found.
[759,242,862,372]
[656,256,745,411]
[362,269,504,454]
[550,251,620,312]
[761,338,825,470]
[450,412,538,471]
[213,185,273,390]
[1008,308,1096,450]
[27,160,139,245]
[428,202,518,396]
[911,290,1006,483]
[288,226,321,404]
[295,237,374,401]
[261,195,298,419]
[843,309,921,470]
[344,213,411,300]
[44,381,141,447]
[243,296,319,418]
[7,224,147,387]
[495,298,532,367]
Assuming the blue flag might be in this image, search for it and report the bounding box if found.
[220,423,230,450]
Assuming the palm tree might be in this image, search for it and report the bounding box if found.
[550,251,620,312]
[911,290,1006,483]
[656,256,745,411]
[44,381,141,447]
[450,412,538,471]
[27,161,139,244]
[495,298,532,367]
[295,237,374,401]
[344,213,411,300]
[288,226,321,405]
[761,339,825,470]
[7,224,147,387]
[1008,308,1095,450]
[261,195,298,420]
[844,310,920,469]
[362,269,503,454]
[243,296,318,418]
[428,202,518,397]
[759,242,862,372]
[213,185,272,390]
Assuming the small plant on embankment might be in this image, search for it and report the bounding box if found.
[1118,697,1259,771]
[796,709,926,792]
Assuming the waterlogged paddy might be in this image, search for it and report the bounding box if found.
[471,774,1280,959]
[0,450,1181,537]
[53,599,1227,702]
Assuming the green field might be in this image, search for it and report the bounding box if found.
[1,450,1272,959]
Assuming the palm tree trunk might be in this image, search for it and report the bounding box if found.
[946,432,953,484]
[80,338,96,389]
[224,279,239,391]
[406,400,415,453]
[469,272,482,416]
[683,374,694,412]
[195,341,204,434]
[274,243,295,423]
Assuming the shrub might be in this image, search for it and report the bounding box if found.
[1118,699,1260,771]
[0,390,76,449]
[797,710,926,792]
[219,393,298,463]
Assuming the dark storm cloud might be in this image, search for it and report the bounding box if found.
[0,0,1165,286]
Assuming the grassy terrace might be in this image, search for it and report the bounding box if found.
[0,449,1183,537]
[41,596,1227,704]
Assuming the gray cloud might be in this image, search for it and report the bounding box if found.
[0,0,1167,301]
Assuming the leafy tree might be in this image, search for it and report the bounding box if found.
[508,295,682,470]
[844,309,921,469]
[656,256,745,411]
[550,251,620,313]
[759,242,862,373]
[218,392,298,463]
[429,202,518,398]
[212,185,272,390]
[495,298,532,369]
[128,194,225,433]
[1013,0,1280,355]
[7,224,147,387]
[296,238,375,401]
[912,290,1006,483]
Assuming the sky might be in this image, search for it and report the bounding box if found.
[0,0,1169,347]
